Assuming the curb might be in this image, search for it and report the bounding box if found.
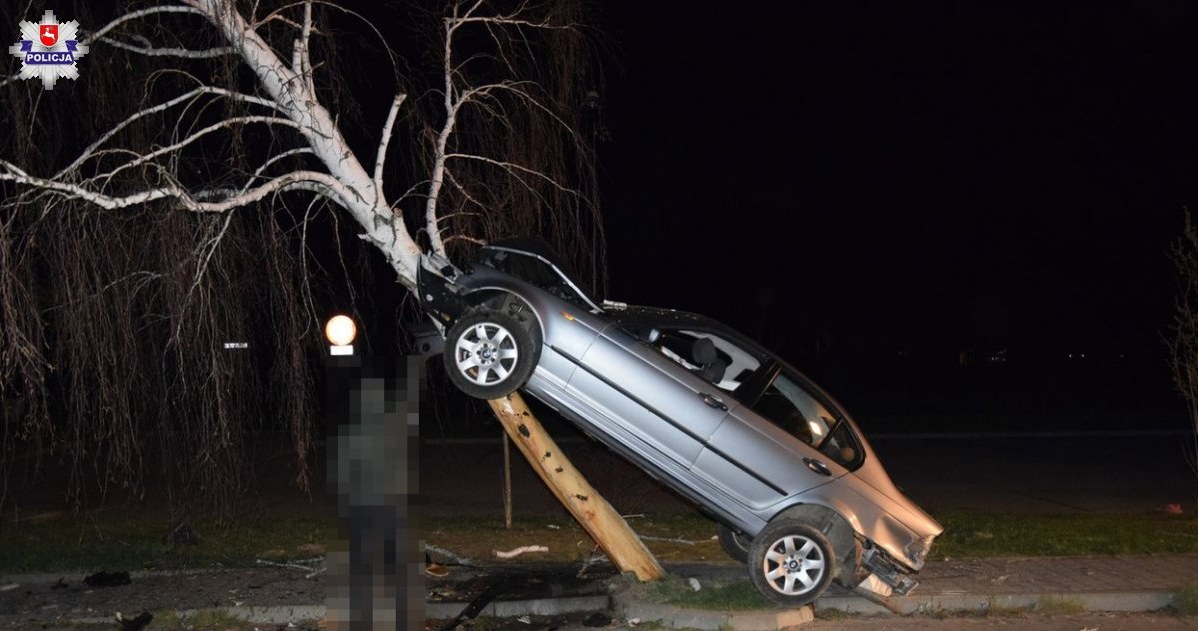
[815,590,1178,616]
[425,595,612,619]
[615,597,814,631]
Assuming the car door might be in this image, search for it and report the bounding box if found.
[694,365,858,511]
[566,323,733,467]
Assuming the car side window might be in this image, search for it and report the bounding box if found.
[649,330,758,392]
[752,372,862,469]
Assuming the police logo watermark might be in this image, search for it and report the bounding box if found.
[9,10,88,90]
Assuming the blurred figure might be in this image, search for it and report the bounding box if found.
[325,355,423,631]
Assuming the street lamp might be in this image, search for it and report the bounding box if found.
[325,314,356,356]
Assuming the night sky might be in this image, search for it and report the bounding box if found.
[599,2,1198,371]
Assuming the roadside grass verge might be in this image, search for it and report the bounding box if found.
[932,511,1198,558]
[0,514,336,573]
[2,509,1196,573]
[639,574,769,610]
[1174,584,1198,616]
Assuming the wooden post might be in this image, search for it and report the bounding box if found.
[487,392,664,581]
[502,430,513,529]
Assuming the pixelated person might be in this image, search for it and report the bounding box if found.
[326,357,423,631]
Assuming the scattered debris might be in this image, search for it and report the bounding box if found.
[582,612,612,627]
[296,543,326,555]
[438,582,506,631]
[627,617,641,626]
[516,615,531,624]
[638,534,699,545]
[495,545,549,559]
[425,562,450,578]
[115,610,153,631]
[547,524,561,530]
[687,577,701,592]
[0,583,19,592]
[84,571,131,588]
[254,557,325,579]
[993,575,1008,583]
[1165,503,1184,515]
[576,550,609,578]
[426,544,475,566]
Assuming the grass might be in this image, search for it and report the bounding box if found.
[0,513,336,572]
[1174,584,1198,616]
[1035,595,1085,615]
[3,509,1198,573]
[933,511,1198,558]
[423,513,728,565]
[640,574,770,610]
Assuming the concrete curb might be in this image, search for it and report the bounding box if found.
[425,595,612,619]
[615,597,814,631]
[815,590,1178,616]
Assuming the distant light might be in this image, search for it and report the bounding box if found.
[325,314,356,347]
[222,342,248,350]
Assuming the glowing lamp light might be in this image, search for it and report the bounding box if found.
[325,314,356,355]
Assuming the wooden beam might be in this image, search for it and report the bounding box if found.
[487,392,664,581]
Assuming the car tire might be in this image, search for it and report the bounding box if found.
[748,518,836,607]
[717,524,752,564]
[444,305,540,399]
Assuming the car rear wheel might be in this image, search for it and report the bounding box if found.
[748,518,835,607]
[444,306,540,399]
[717,524,752,563]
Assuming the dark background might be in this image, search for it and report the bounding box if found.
[588,2,1198,433]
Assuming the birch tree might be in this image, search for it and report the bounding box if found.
[0,0,605,515]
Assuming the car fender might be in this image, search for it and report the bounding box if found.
[778,483,925,572]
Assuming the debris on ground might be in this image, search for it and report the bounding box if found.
[494,545,549,559]
[83,571,131,587]
[115,610,152,631]
[426,544,475,566]
[582,612,612,627]
[637,534,700,545]
[255,557,325,579]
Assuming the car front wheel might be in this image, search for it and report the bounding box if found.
[444,306,539,399]
[748,519,835,607]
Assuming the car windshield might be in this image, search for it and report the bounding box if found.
[480,245,602,313]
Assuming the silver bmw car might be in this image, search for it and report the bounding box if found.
[418,239,943,607]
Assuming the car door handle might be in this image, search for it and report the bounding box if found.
[803,457,831,476]
[699,393,728,411]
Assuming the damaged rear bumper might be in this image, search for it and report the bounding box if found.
[861,545,919,596]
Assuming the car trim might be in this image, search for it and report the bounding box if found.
[550,344,788,496]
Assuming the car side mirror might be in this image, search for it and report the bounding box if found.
[644,327,661,344]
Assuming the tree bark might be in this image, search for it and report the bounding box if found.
[487,392,664,581]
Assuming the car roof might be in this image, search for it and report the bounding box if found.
[609,305,764,351]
